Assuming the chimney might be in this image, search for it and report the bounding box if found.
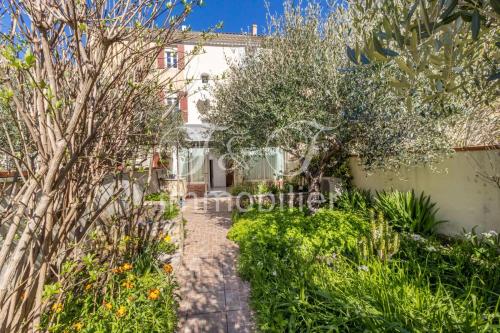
[252,24,258,36]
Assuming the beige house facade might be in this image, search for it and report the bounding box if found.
[156,29,287,196]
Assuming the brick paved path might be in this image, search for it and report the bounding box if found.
[176,198,255,333]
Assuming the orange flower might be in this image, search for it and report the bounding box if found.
[163,263,173,274]
[116,305,127,317]
[103,301,113,310]
[52,302,63,313]
[112,267,122,274]
[148,289,160,300]
[72,322,83,331]
[121,263,133,272]
[121,280,134,289]
[84,283,92,291]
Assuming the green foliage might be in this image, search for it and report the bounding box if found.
[42,246,178,333]
[375,190,446,235]
[144,192,170,202]
[335,188,372,213]
[396,231,500,314]
[230,182,280,196]
[346,0,498,110]
[230,183,258,196]
[229,208,500,332]
[162,204,179,220]
[206,0,455,180]
[256,182,280,195]
[144,192,179,220]
[335,188,445,236]
[359,212,400,261]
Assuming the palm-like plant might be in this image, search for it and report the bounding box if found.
[375,190,446,235]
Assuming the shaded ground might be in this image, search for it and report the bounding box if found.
[176,198,254,333]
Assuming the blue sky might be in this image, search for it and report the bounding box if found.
[185,0,330,34]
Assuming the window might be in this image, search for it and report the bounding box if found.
[166,97,179,112]
[244,149,284,181]
[176,148,205,183]
[165,50,178,69]
[201,73,209,84]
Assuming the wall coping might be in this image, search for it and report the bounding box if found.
[349,144,499,157]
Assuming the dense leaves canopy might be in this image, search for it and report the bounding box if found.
[203,1,453,178]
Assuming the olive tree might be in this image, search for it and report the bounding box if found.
[203,1,452,208]
[344,0,498,113]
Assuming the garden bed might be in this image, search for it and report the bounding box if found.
[229,205,500,331]
[41,194,183,333]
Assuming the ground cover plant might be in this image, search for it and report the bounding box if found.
[41,235,178,333]
[229,205,500,332]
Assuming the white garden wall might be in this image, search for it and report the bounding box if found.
[349,148,500,235]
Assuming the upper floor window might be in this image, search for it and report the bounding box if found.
[201,73,209,84]
[165,50,178,69]
[166,97,179,112]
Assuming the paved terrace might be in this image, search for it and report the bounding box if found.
[176,198,255,333]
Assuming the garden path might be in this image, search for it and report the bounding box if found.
[176,197,255,333]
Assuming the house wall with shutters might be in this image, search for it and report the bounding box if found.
[182,44,246,124]
[156,43,187,121]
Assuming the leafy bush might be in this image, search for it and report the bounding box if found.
[144,192,170,202]
[42,238,178,333]
[162,204,179,220]
[256,182,280,195]
[229,208,499,332]
[375,190,446,235]
[230,182,281,196]
[230,183,258,196]
[335,188,372,213]
[144,192,179,220]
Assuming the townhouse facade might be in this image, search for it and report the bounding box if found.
[157,27,287,196]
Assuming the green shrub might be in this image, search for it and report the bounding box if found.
[230,183,258,196]
[375,190,446,235]
[144,192,170,202]
[229,208,499,332]
[335,188,372,213]
[230,181,281,196]
[256,182,280,195]
[162,204,179,220]
[144,192,179,220]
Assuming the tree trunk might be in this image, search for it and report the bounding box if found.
[307,171,324,213]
